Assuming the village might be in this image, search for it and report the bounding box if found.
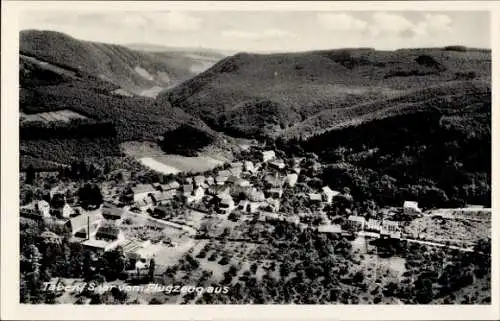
[20,145,491,300]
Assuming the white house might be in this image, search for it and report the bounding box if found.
[285,173,298,187]
[308,193,323,203]
[238,200,262,213]
[403,201,422,214]
[322,186,340,204]
[347,215,366,231]
[265,198,281,213]
[244,161,257,173]
[318,224,342,234]
[262,150,276,163]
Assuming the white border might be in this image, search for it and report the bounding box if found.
[2,1,499,320]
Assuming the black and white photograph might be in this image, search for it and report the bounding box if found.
[1,1,498,319]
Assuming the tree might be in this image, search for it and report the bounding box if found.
[26,165,36,184]
[148,258,156,282]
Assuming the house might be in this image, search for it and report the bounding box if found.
[308,193,323,203]
[186,187,205,204]
[185,177,193,184]
[95,225,124,242]
[269,159,286,170]
[69,211,103,237]
[182,184,194,197]
[246,188,266,202]
[152,183,162,190]
[347,215,366,231]
[365,219,382,232]
[135,196,154,211]
[285,173,298,187]
[266,187,283,199]
[230,162,244,172]
[194,175,206,187]
[244,161,256,173]
[132,184,156,202]
[40,230,63,244]
[403,201,422,214]
[262,150,276,162]
[151,190,177,205]
[226,175,239,185]
[81,237,121,253]
[229,167,242,178]
[235,178,251,187]
[207,185,230,197]
[36,200,51,217]
[102,204,123,220]
[206,176,215,186]
[264,174,284,188]
[382,220,400,233]
[218,170,232,178]
[284,215,300,225]
[238,200,262,213]
[215,194,235,214]
[215,175,228,185]
[318,224,342,234]
[322,186,340,204]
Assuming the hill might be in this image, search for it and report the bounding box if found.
[20,30,223,97]
[19,45,223,168]
[161,47,490,138]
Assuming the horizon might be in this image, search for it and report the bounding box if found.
[19,11,490,53]
[21,28,491,56]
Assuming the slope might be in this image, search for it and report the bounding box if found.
[162,47,490,138]
[19,50,223,168]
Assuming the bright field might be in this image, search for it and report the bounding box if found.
[146,155,224,174]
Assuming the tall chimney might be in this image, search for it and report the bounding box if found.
[87,216,90,240]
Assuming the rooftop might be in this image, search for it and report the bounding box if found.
[318,224,342,233]
[348,215,366,223]
[131,184,156,195]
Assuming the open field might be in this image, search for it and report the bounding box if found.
[403,215,490,248]
[20,109,88,123]
[139,157,181,175]
[121,141,226,174]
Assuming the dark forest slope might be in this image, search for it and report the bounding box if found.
[162,47,490,138]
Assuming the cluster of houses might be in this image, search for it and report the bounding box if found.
[128,149,352,219]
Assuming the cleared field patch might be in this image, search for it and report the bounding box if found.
[21,109,88,123]
[139,157,180,175]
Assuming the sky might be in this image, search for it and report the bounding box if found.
[19,10,490,53]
